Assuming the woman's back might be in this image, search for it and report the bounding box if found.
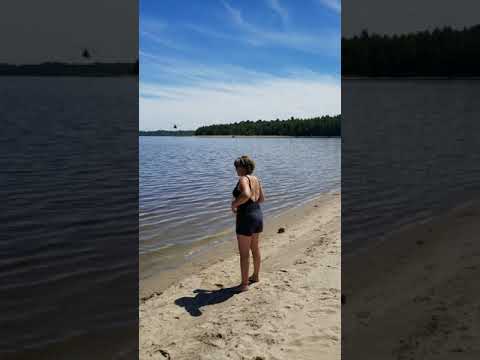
[232,175,264,209]
[245,175,261,203]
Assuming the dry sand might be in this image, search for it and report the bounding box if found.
[343,199,480,359]
[140,192,340,360]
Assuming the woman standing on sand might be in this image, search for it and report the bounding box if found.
[231,155,265,292]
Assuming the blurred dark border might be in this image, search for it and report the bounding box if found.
[0,1,139,359]
[342,1,480,359]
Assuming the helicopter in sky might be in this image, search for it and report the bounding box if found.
[82,48,91,60]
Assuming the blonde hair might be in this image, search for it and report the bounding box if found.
[234,155,255,175]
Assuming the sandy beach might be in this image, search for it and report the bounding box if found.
[343,199,480,359]
[140,192,340,360]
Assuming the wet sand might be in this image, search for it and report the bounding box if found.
[343,199,480,359]
[140,192,340,360]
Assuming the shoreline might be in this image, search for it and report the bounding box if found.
[196,135,340,138]
[140,191,339,300]
[140,192,340,359]
[343,198,480,359]
[139,135,341,138]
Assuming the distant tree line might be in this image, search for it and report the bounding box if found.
[342,24,480,76]
[0,62,138,77]
[195,115,341,136]
[139,130,195,136]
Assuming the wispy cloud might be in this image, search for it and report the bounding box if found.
[140,2,340,130]
[141,51,274,86]
[220,1,339,56]
[140,18,194,53]
[141,30,192,52]
[265,0,289,26]
[317,0,341,13]
[140,77,340,131]
[140,55,340,130]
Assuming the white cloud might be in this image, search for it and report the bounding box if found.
[317,0,341,13]
[140,70,340,130]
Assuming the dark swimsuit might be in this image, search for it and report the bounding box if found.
[233,176,263,236]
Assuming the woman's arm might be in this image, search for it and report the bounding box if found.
[258,179,265,203]
[231,176,251,209]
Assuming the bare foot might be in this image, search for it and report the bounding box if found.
[248,275,259,284]
[236,283,249,292]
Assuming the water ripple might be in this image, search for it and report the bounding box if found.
[140,136,341,268]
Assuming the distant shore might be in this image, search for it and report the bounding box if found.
[140,134,340,138]
[140,192,340,359]
[140,115,341,138]
[196,135,340,138]
[0,62,138,77]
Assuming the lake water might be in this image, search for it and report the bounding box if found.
[140,136,341,279]
[1,77,138,358]
[10,77,479,357]
[342,79,480,253]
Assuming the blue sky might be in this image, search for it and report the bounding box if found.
[140,0,341,130]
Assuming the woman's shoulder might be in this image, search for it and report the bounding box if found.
[238,176,249,184]
[239,175,256,184]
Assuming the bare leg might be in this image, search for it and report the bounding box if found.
[237,234,251,291]
[250,233,261,282]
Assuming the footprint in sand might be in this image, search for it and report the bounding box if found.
[294,259,307,265]
[149,346,171,360]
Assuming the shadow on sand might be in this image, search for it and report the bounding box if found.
[175,286,242,317]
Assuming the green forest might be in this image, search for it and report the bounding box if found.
[342,24,480,76]
[195,115,340,136]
